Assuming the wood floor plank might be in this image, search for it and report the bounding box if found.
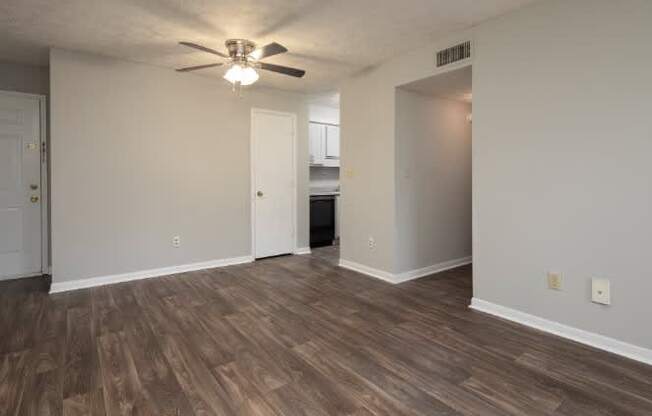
[20,369,62,416]
[63,389,106,416]
[122,318,196,416]
[0,350,30,415]
[63,306,97,400]
[156,334,236,416]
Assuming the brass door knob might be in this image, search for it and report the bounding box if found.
[257,191,264,197]
[30,195,39,203]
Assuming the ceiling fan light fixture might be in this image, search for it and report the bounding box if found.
[224,64,259,86]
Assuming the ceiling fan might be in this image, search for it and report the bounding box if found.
[176,39,306,87]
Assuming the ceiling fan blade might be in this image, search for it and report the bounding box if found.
[179,41,229,58]
[176,63,223,72]
[249,42,288,60]
[259,62,305,78]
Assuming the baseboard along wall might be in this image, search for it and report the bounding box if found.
[49,255,253,293]
[470,298,652,366]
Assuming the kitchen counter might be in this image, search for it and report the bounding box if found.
[310,187,340,197]
[310,191,340,196]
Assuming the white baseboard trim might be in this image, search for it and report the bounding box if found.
[339,256,471,284]
[394,256,472,284]
[293,247,312,255]
[338,259,396,283]
[470,298,652,366]
[49,255,254,294]
[0,271,43,282]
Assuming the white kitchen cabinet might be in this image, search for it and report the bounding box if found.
[309,122,324,165]
[325,125,340,158]
[309,122,340,167]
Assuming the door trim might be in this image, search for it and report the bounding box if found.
[250,108,297,259]
[0,90,49,278]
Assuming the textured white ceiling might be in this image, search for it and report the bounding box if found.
[0,0,538,93]
[401,65,472,102]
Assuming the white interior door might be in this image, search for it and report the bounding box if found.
[0,93,42,280]
[252,109,295,259]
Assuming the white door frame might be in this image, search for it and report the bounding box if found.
[0,90,49,276]
[250,108,297,259]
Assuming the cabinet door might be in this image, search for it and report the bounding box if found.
[325,125,340,158]
[309,123,324,164]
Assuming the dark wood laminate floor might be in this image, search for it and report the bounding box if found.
[2,247,652,415]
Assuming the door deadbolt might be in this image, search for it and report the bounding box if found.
[30,184,38,190]
[30,195,39,203]
[257,191,264,197]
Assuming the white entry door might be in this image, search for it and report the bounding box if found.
[0,93,43,280]
[251,109,295,259]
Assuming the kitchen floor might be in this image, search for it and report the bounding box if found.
[1,251,652,415]
[311,244,339,265]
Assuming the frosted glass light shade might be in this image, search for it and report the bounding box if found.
[224,64,259,86]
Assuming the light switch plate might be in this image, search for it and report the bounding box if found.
[592,278,611,305]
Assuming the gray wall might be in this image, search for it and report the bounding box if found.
[473,0,652,348]
[50,48,309,283]
[340,69,397,272]
[0,61,49,95]
[340,0,652,349]
[395,89,472,273]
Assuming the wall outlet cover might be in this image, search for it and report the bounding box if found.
[547,272,562,290]
[592,278,611,305]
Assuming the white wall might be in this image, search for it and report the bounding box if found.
[0,61,49,95]
[340,68,398,272]
[341,0,652,350]
[50,48,309,283]
[395,89,472,273]
[472,0,652,349]
[309,104,339,124]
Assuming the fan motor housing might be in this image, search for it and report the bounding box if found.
[225,39,256,59]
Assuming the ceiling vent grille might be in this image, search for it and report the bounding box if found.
[436,41,471,67]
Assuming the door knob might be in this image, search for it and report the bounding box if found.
[257,191,264,197]
[30,195,39,203]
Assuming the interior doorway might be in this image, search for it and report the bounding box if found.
[307,93,341,265]
[0,91,48,280]
[394,65,473,281]
[250,108,297,259]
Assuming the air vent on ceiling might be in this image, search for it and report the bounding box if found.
[436,41,471,67]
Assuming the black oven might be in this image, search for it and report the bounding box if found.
[310,195,336,247]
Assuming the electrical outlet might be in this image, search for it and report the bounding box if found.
[172,236,181,248]
[547,272,562,290]
[592,278,611,305]
[367,236,376,250]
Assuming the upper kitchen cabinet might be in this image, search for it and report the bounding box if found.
[309,122,324,165]
[310,122,340,167]
[325,125,340,159]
